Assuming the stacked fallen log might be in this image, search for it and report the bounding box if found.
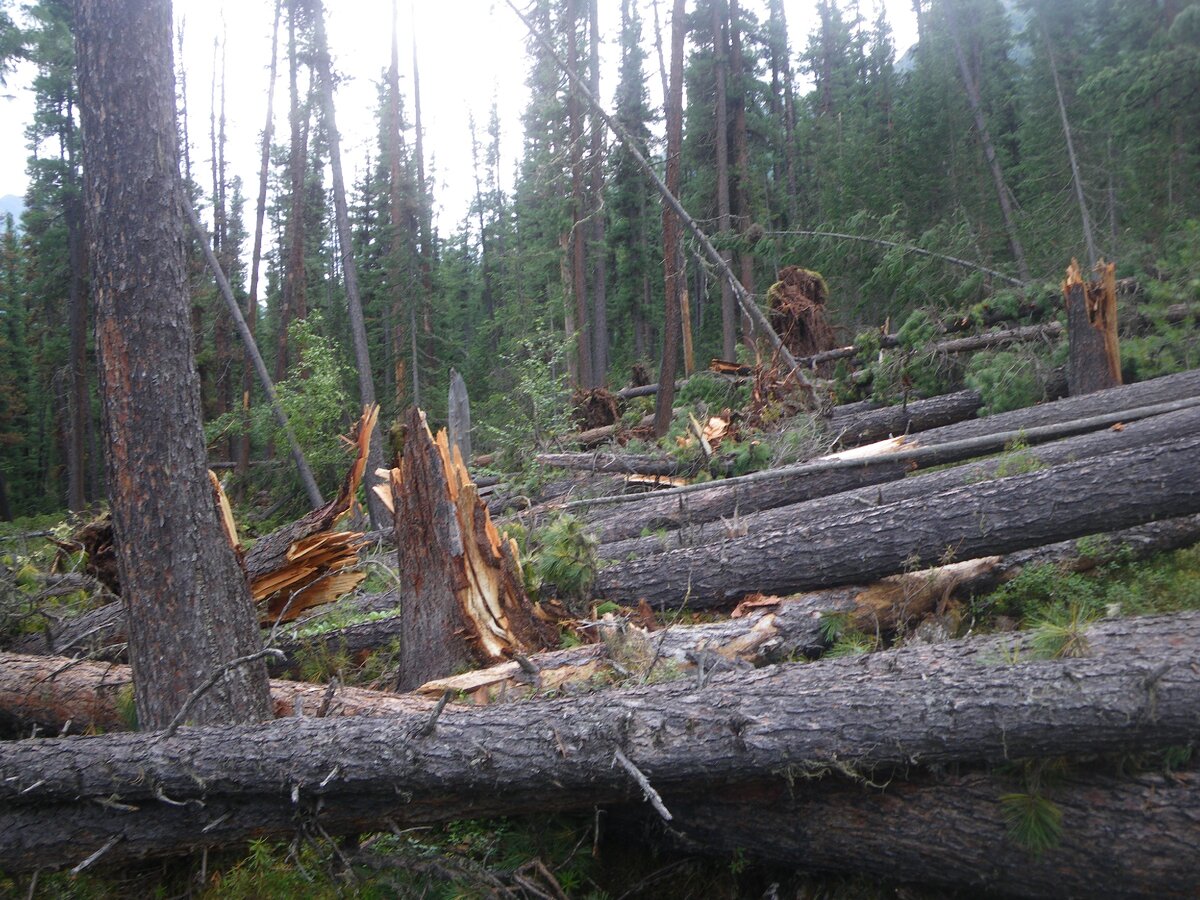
[1,611,1197,880]
[594,433,1200,608]
[601,401,1200,557]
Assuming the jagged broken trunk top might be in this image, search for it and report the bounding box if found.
[390,406,556,691]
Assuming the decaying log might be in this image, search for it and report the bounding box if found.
[665,770,1200,899]
[601,402,1200,558]
[390,407,556,691]
[593,434,1200,609]
[1065,259,1121,395]
[0,651,430,736]
[825,388,983,447]
[1,611,1197,872]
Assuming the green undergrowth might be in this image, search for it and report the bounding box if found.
[0,816,958,900]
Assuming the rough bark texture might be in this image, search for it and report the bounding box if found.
[594,434,1200,608]
[600,402,1200,558]
[393,407,555,690]
[0,651,430,736]
[826,388,983,447]
[666,770,1200,899]
[1065,259,1122,395]
[1,612,1197,872]
[75,0,272,730]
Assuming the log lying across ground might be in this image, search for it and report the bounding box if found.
[601,402,1200,558]
[594,433,1200,609]
[0,611,1196,874]
[0,652,431,736]
[825,388,983,448]
[793,321,1065,369]
[666,770,1200,899]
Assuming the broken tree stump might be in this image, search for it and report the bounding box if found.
[1064,258,1122,395]
[389,406,556,690]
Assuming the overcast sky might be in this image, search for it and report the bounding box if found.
[0,0,917,230]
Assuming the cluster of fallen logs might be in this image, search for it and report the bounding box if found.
[4,369,1200,894]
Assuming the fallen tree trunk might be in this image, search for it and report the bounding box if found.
[794,321,1064,369]
[584,395,1200,546]
[593,433,1200,608]
[534,451,694,477]
[664,769,1200,899]
[0,652,430,736]
[600,402,1200,558]
[1,611,1197,872]
[825,389,983,448]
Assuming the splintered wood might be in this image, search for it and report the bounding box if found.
[391,406,555,690]
[242,405,378,623]
[1064,258,1122,395]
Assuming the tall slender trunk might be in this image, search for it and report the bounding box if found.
[1038,9,1098,268]
[237,0,282,494]
[767,0,798,225]
[654,0,687,436]
[729,0,755,350]
[712,1,735,361]
[588,0,608,385]
[277,3,308,384]
[311,0,390,529]
[65,147,87,513]
[212,33,233,458]
[944,0,1031,283]
[566,0,593,388]
[412,35,436,382]
[387,1,408,414]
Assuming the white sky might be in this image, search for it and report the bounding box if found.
[0,0,917,231]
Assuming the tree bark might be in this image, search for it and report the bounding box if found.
[827,388,983,447]
[277,1,308,384]
[75,0,273,729]
[666,769,1200,899]
[392,406,556,690]
[711,0,736,361]
[311,1,391,529]
[566,0,593,389]
[600,401,1200,558]
[593,434,1200,608]
[1,611,1197,872]
[1065,259,1122,395]
[0,651,430,737]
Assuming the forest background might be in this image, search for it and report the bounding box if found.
[0,0,1198,521]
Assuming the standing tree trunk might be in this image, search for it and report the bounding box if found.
[412,34,436,384]
[729,0,755,350]
[588,0,609,385]
[1064,258,1121,395]
[277,1,308,385]
[65,188,88,512]
[75,0,273,730]
[387,0,409,414]
[567,0,594,389]
[238,0,283,496]
[311,0,390,529]
[944,0,1031,284]
[654,0,687,437]
[767,0,798,224]
[712,0,736,362]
